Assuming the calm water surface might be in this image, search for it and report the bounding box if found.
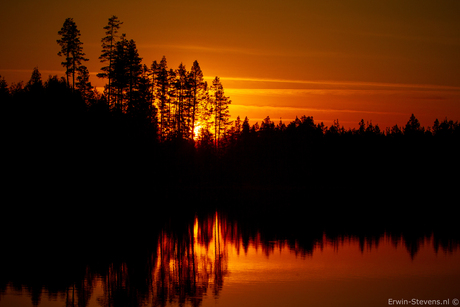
[1,212,459,307]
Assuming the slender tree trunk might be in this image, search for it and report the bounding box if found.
[108,28,113,108]
[72,52,76,90]
[190,84,198,140]
[66,50,70,87]
[214,98,218,149]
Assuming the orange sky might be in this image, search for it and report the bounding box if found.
[1,0,459,129]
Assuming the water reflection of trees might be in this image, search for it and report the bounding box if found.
[0,211,459,307]
[151,217,228,307]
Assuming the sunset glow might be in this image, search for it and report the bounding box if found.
[1,0,459,129]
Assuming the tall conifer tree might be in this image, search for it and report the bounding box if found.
[188,60,206,140]
[126,39,142,104]
[154,56,172,141]
[57,18,88,90]
[210,76,231,150]
[111,34,129,111]
[174,63,189,139]
[109,35,143,113]
[98,16,123,108]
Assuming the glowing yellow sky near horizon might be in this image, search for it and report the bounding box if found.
[218,77,460,128]
[1,0,459,129]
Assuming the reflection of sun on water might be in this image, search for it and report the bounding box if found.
[193,124,202,140]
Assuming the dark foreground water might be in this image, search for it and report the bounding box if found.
[1,210,459,307]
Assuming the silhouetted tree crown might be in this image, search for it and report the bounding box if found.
[98,15,123,107]
[57,18,88,89]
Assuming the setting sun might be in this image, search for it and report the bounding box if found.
[193,123,202,140]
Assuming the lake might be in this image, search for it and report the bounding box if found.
[1,211,459,307]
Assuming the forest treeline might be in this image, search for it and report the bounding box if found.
[1,15,459,207]
[2,66,459,204]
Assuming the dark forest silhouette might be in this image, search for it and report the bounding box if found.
[1,15,460,244]
[1,15,459,233]
[2,66,459,203]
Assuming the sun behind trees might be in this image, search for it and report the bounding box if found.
[56,15,233,145]
[82,15,231,144]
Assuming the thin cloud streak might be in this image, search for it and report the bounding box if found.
[224,88,443,97]
[226,88,334,96]
[207,76,460,91]
[230,104,402,116]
